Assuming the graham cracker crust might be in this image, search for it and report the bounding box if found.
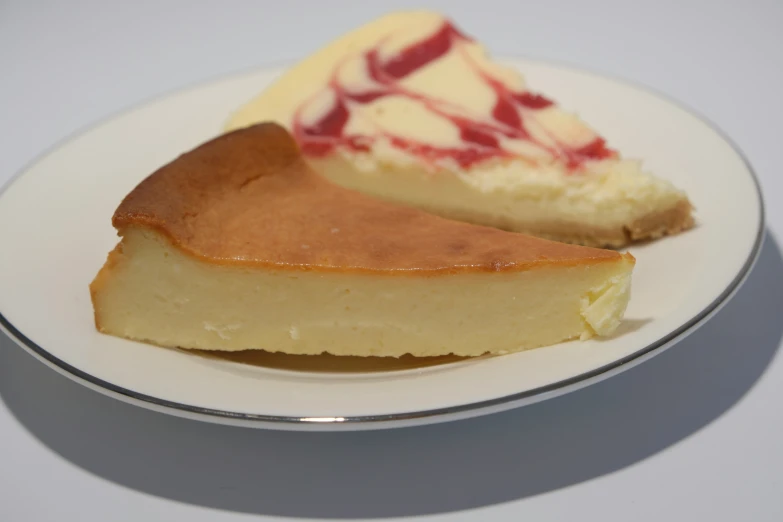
[625,198,695,244]
[429,198,695,249]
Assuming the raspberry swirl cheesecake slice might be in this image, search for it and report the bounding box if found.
[226,11,693,247]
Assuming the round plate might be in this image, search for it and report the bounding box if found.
[0,59,763,430]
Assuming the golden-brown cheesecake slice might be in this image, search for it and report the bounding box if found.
[90,123,635,357]
[226,11,693,247]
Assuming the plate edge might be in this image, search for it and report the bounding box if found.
[0,59,767,430]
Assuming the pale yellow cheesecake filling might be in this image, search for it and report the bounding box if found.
[224,11,691,246]
[314,151,685,242]
[226,10,607,164]
[91,228,634,357]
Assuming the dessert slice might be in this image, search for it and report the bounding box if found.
[90,123,634,357]
[226,11,693,247]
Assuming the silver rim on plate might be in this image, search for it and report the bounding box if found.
[0,59,766,428]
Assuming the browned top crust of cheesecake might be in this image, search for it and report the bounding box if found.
[113,123,632,274]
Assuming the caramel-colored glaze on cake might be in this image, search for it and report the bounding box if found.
[112,123,629,275]
[92,123,636,357]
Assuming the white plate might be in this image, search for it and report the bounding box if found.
[0,59,763,431]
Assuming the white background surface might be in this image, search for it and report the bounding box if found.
[1,1,781,520]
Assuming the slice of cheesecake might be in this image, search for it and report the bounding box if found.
[226,11,693,247]
[90,123,634,358]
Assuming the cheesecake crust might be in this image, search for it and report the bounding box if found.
[625,198,695,245]
[409,197,692,249]
[522,198,696,248]
[111,123,629,275]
